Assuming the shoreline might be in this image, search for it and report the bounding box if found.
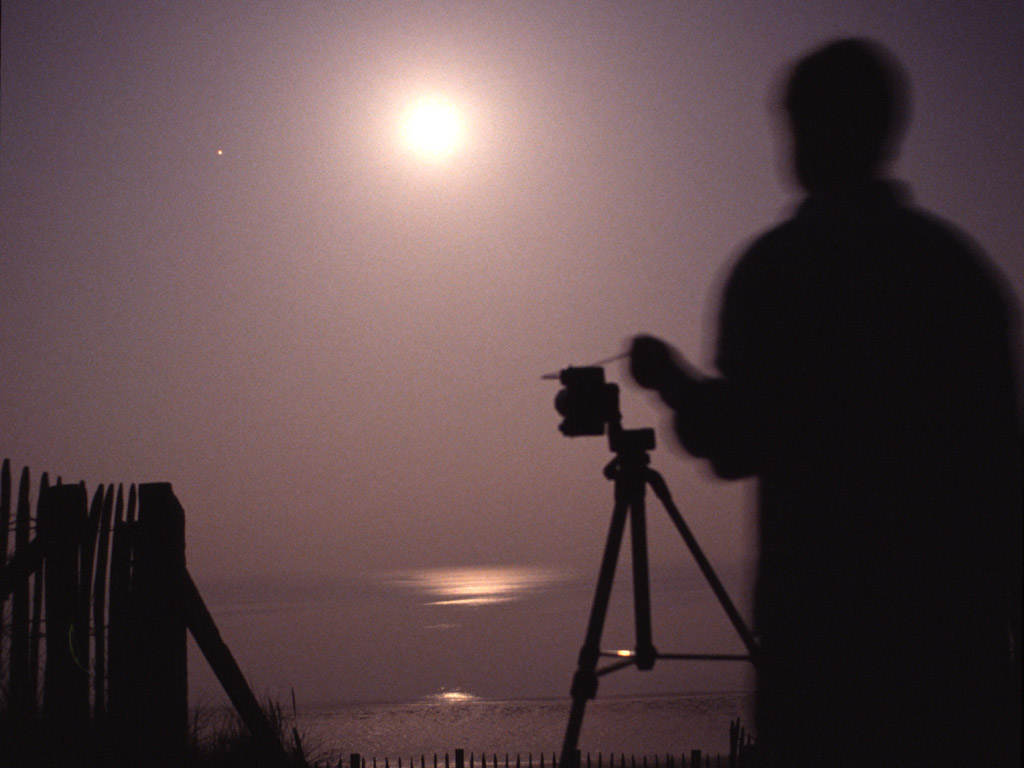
[287,691,756,761]
[292,688,757,714]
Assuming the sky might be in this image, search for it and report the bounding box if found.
[3,1,1023,710]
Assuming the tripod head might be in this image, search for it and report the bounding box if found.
[608,424,655,455]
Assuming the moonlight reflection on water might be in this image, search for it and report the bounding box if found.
[387,566,572,607]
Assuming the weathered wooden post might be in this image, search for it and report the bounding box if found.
[42,483,90,738]
[8,467,33,718]
[128,482,188,766]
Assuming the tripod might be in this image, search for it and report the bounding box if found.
[558,424,759,766]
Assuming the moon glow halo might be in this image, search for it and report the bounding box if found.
[401,96,465,161]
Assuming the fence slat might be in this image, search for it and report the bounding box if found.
[9,467,33,718]
[28,545,44,714]
[74,483,104,705]
[1,459,10,668]
[28,472,49,718]
[92,483,117,718]
[106,483,135,729]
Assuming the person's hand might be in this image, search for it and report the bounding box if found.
[629,335,677,391]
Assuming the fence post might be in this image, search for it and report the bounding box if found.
[41,483,90,742]
[128,482,188,766]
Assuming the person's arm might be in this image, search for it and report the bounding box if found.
[629,335,759,478]
[629,335,701,404]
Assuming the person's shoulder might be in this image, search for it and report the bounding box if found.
[743,219,799,256]
[724,216,805,289]
[897,201,1012,297]
[891,196,1020,333]
[894,199,979,254]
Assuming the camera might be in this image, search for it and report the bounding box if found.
[553,366,621,437]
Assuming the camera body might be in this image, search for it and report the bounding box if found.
[554,366,621,437]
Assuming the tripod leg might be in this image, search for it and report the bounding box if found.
[560,492,631,767]
[645,468,760,663]
[628,473,656,671]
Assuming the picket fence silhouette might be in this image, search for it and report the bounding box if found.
[0,459,290,767]
[315,741,757,768]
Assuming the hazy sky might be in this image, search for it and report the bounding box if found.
[3,1,1022,708]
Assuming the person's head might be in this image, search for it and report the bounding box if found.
[784,38,909,191]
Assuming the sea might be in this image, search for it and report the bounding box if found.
[189,565,758,763]
[293,691,755,764]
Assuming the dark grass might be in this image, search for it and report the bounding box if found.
[0,694,316,768]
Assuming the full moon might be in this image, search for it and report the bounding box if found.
[401,97,464,161]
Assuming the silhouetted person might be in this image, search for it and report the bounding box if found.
[630,39,1021,767]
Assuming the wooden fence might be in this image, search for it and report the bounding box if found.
[0,459,290,767]
[293,717,756,768]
